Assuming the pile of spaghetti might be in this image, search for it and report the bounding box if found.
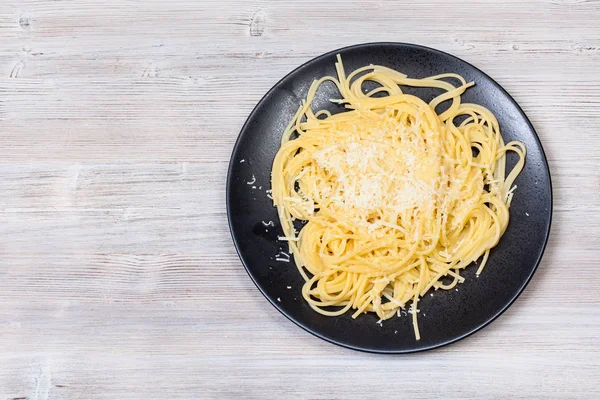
[271,55,525,339]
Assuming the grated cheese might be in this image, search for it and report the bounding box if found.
[311,122,444,234]
[278,236,299,241]
[275,251,291,263]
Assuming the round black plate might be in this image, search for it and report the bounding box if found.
[227,43,552,353]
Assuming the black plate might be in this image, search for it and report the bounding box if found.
[227,43,552,353]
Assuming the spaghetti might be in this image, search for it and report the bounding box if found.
[270,55,525,339]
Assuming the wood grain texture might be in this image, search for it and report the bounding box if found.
[0,0,599,398]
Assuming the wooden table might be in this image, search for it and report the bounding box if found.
[1,1,598,398]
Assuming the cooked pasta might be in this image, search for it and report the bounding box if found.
[270,55,525,339]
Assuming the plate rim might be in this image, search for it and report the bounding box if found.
[226,42,553,354]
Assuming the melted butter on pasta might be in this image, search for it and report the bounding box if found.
[271,55,525,340]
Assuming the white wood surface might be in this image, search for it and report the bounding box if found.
[0,0,599,398]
